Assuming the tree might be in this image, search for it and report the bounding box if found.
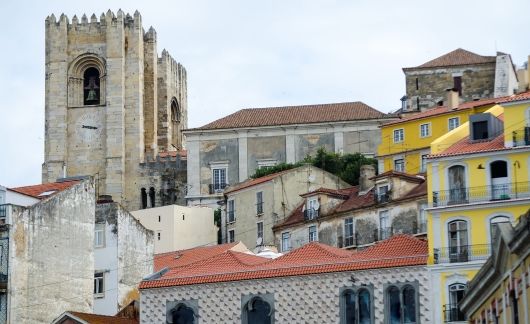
[214,208,222,244]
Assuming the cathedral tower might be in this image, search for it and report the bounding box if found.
[42,10,187,210]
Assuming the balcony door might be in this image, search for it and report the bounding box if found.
[448,165,466,204]
[490,160,509,200]
[447,283,467,322]
[448,220,468,262]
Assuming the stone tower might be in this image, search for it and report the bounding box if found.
[42,10,188,211]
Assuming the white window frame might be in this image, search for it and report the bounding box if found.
[344,218,354,247]
[420,123,431,138]
[228,229,235,243]
[257,221,264,241]
[227,199,235,223]
[394,158,405,172]
[281,232,291,252]
[210,162,229,193]
[94,223,105,248]
[257,159,277,169]
[448,117,460,131]
[393,128,404,143]
[420,154,429,173]
[308,225,317,242]
[256,191,263,215]
[306,197,319,220]
[94,272,104,298]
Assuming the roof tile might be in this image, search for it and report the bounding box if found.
[403,48,496,70]
[9,180,80,199]
[68,312,138,324]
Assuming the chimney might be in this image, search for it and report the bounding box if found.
[446,88,459,110]
[359,165,376,192]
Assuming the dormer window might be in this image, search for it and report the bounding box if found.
[376,185,390,203]
[304,197,319,220]
[472,121,488,139]
[469,113,503,141]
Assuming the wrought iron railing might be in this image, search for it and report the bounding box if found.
[512,126,530,147]
[433,244,490,264]
[443,303,466,322]
[304,208,319,221]
[432,182,530,207]
[209,183,228,194]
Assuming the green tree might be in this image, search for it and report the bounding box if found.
[214,208,222,244]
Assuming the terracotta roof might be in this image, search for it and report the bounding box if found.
[382,96,501,127]
[299,187,354,199]
[224,167,300,194]
[9,180,79,199]
[140,235,427,289]
[429,133,506,158]
[66,312,138,324]
[371,170,425,183]
[496,90,530,103]
[158,150,187,159]
[187,102,390,131]
[403,48,496,71]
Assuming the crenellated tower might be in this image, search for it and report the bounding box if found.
[42,10,188,212]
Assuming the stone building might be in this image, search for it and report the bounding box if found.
[222,165,349,250]
[41,10,187,212]
[0,179,154,323]
[183,102,394,208]
[401,48,518,113]
[273,168,427,252]
[139,235,431,323]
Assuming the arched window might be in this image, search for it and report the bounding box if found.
[448,220,468,263]
[83,67,100,105]
[171,98,181,122]
[385,283,418,324]
[448,165,466,204]
[141,188,147,209]
[340,287,373,324]
[445,283,467,322]
[166,301,197,324]
[242,295,273,324]
[149,187,156,208]
[490,160,509,200]
[489,216,510,246]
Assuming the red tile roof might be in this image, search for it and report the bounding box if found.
[300,187,354,199]
[224,167,300,194]
[403,48,496,71]
[9,180,80,199]
[371,170,425,183]
[158,150,187,159]
[429,134,507,158]
[496,90,530,103]
[186,102,390,131]
[66,312,138,324]
[140,235,427,289]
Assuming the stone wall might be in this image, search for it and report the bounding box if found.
[140,266,432,323]
[9,180,95,324]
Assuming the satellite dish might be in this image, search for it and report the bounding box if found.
[256,237,263,246]
[302,205,306,212]
[314,201,320,210]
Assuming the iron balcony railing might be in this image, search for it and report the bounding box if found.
[512,126,530,147]
[432,182,530,207]
[304,208,319,221]
[209,183,228,194]
[443,303,466,322]
[433,244,491,264]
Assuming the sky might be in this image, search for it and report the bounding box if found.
[0,0,528,187]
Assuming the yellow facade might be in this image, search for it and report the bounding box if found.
[378,105,492,174]
[426,95,530,323]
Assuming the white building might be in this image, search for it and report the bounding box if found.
[131,205,217,254]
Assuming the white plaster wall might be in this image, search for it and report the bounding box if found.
[93,221,119,315]
[5,190,39,207]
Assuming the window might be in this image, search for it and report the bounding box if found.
[257,222,264,244]
[394,159,404,172]
[157,231,161,241]
[385,282,418,324]
[448,165,466,204]
[448,117,460,131]
[453,76,462,96]
[448,220,468,263]
[490,160,509,200]
[415,78,419,90]
[281,232,291,252]
[379,211,390,240]
[420,154,428,173]
[141,188,147,209]
[94,272,104,297]
[166,300,198,324]
[420,123,430,138]
[489,216,510,246]
[472,121,489,140]
[171,98,181,122]
[306,198,319,220]
[445,283,467,322]
[308,225,317,242]
[418,203,427,233]
[94,223,105,248]
[242,294,274,324]
[340,286,373,324]
[227,200,235,223]
[344,218,354,247]
[393,129,404,143]
[256,192,264,215]
[158,215,161,222]
[83,67,100,105]
[212,168,227,192]
[149,187,156,208]
[228,229,235,243]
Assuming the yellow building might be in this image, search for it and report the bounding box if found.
[426,91,530,323]
[459,210,530,324]
[377,90,498,174]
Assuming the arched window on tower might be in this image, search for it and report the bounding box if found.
[141,188,147,209]
[171,98,181,122]
[149,187,156,208]
[83,67,100,105]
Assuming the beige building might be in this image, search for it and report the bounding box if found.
[131,205,217,253]
[222,165,349,251]
[273,167,427,252]
[42,10,187,211]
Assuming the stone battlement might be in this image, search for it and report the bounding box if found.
[46,10,142,29]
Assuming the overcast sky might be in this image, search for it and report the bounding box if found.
[0,0,528,187]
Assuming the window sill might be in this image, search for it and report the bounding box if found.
[94,245,105,249]
[256,213,263,217]
[68,104,107,109]
[94,293,105,299]
[227,221,236,225]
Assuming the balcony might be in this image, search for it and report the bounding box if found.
[443,303,466,322]
[375,192,391,204]
[512,126,530,147]
[433,244,490,264]
[304,208,319,221]
[208,183,228,194]
[432,182,530,208]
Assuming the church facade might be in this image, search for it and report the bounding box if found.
[42,10,187,211]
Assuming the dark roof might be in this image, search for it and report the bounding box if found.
[186,102,390,131]
[403,48,496,71]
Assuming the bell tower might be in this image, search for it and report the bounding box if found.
[42,10,187,210]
